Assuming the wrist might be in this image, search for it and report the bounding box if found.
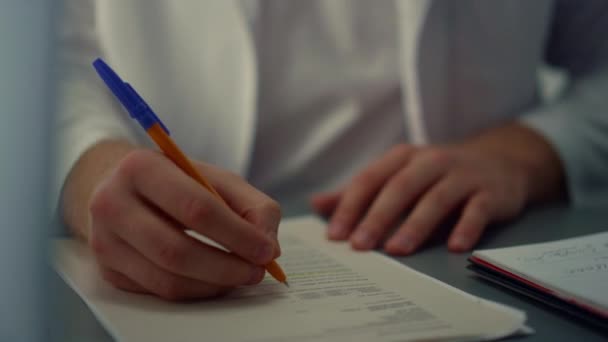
[455,122,567,204]
[61,139,136,241]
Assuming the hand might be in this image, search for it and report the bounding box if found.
[88,149,281,300]
[312,143,532,255]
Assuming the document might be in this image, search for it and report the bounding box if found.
[54,216,527,341]
[471,231,608,318]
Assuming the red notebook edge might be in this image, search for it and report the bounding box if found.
[469,255,608,320]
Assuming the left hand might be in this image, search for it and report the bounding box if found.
[311,143,532,255]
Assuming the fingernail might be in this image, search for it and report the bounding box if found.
[328,222,347,239]
[352,231,373,249]
[451,236,470,251]
[254,243,275,264]
[248,267,266,285]
[393,236,414,254]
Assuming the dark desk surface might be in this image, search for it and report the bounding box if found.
[50,205,608,341]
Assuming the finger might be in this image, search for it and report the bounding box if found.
[118,151,276,265]
[384,172,474,255]
[448,192,493,253]
[350,152,451,250]
[310,191,342,217]
[328,144,415,240]
[111,199,267,287]
[99,267,150,295]
[94,232,233,301]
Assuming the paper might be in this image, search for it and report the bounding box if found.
[473,232,608,316]
[54,216,526,341]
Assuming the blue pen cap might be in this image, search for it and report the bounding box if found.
[92,58,169,134]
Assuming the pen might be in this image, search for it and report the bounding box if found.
[92,58,288,287]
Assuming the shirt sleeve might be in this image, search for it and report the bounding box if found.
[519,0,608,207]
[52,0,139,211]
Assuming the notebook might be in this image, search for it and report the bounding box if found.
[54,216,530,341]
[469,231,608,329]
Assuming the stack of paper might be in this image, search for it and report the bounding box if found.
[54,216,528,341]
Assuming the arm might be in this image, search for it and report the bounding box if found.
[520,0,608,206]
[56,1,282,300]
[312,1,608,254]
[53,0,138,219]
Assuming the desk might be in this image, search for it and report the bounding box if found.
[50,205,608,341]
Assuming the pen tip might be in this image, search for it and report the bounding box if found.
[283,280,290,288]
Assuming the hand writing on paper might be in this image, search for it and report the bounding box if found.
[86,148,281,300]
[311,123,565,255]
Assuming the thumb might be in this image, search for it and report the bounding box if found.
[241,204,282,258]
[193,161,282,257]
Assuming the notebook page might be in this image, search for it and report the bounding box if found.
[54,216,526,341]
[473,232,608,316]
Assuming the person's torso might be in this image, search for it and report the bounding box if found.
[244,0,407,202]
[96,1,555,203]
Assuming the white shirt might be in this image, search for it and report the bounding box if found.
[55,1,608,209]
[244,1,406,203]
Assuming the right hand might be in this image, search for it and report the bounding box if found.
[88,149,281,301]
